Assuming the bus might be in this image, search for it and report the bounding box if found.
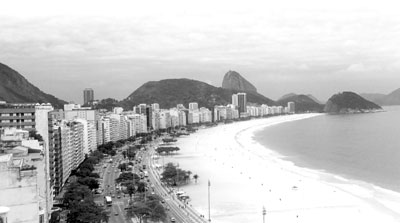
[105,196,112,206]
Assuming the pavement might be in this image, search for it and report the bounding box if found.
[91,139,208,223]
[143,140,209,223]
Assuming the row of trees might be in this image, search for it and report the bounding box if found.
[63,151,108,223]
[97,136,138,156]
[161,163,199,186]
[115,172,167,222]
[155,146,180,155]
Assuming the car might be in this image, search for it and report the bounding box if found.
[112,195,115,198]
[114,213,119,216]
[170,217,176,222]
[117,196,121,199]
[161,199,165,204]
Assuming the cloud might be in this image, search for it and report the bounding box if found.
[0,1,400,102]
[346,63,366,72]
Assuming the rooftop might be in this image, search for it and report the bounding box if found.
[0,154,12,162]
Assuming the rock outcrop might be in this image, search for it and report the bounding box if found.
[324,92,382,114]
[222,70,257,93]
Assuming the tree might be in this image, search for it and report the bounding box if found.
[118,163,127,172]
[161,163,191,186]
[78,177,99,191]
[29,130,43,142]
[67,200,108,223]
[193,174,199,184]
[89,172,100,179]
[126,182,136,200]
[126,194,167,223]
[63,182,93,208]
[116,172,134,183]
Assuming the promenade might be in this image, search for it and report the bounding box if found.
[143,141,208,223]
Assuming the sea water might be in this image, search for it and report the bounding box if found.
[254,106,400,192]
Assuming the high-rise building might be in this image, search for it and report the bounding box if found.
[177,104,186,110]
[189,102,198,111]
[232,94,239,107]
[151,103,160,111]
[83,88,94,105]
[288,102,295,114]
[237,93,247,114]
[63,109,99,151]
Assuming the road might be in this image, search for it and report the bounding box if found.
[143,142,209,223]
[92,140,208,223]
[94,151,131,223]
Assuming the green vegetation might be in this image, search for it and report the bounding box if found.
[29,130,44,142]
[161,163,193,186]
[119,78,275,110]
[126,194,167,223]
[115,169,167,222]
[0,62,67,108]
[64,151,108,223]
[162,138,177,143]
[155,146,180,155]
[276,94,324,113]
[324,91,382,113]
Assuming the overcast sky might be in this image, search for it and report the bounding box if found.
[1,0,400,103]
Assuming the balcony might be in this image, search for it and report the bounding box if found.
[0,115,35,120]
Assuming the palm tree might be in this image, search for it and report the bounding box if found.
[127,183,136,201]
[193,174,199,184]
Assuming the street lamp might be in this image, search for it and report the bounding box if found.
[208,180,211,222]
[262,206,266,223]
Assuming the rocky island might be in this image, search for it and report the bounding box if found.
[324,91,383,114]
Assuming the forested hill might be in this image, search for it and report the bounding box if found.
[324,91,382,113]
[0,63,66,108]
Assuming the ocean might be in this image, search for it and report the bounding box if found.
[254,106,400,192]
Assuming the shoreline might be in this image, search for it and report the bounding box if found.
[161,114,400,223]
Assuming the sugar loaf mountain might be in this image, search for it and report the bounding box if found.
[0,62,385,114]
[121,70,324,112]
[121,78,275,109]
[0,63,66,108]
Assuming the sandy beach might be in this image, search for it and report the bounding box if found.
[160,114,400,223]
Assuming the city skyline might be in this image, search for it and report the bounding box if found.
[1,0,400,103]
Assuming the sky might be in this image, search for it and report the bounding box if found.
[1,0,400,104]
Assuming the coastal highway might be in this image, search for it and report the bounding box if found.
[94,152,131,223]
[143,145,208,223]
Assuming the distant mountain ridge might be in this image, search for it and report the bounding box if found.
[121,78,274,110]
[0,63,66,108]
[277,94,324,112]
[222,70,257,93]
[361,88,400,106]
[324,92,382,113]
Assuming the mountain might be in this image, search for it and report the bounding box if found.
[278,93,297,101]
[307,94,324,104]
[222,70,257,93]
[361,88,400,106]
[359,93,386,104]
[324,91,382,113]
[384,88,400,105]
[122,78,274,109]
[0,63,66,108]
[276,94,324,112]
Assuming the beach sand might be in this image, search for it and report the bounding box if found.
[159,114,400,223]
